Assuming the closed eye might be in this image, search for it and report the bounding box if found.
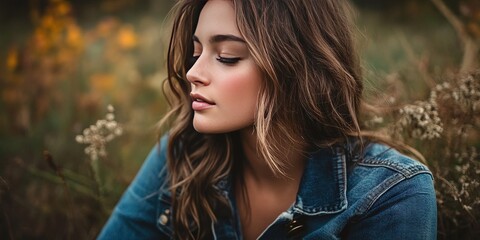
[216,56,241,64]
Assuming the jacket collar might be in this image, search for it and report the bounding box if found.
[213,141,355,216]
[292,145,348,215]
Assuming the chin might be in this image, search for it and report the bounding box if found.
[193,125,233,134]
[193,122,223,134]
[192,121,252,134]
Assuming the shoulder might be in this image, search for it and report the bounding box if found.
[356,142,432,178]
[132,135,169,187]
[346,141,435,214]
[97,135,172,239]
[147,134,169,163]
[120,134,169,199]
[338,142,437,239]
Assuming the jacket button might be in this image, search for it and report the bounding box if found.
[159,214,168,225]
[286,216,305,239]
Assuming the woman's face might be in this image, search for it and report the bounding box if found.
[186,0,262,134]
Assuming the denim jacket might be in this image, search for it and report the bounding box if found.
[98,136,437,239]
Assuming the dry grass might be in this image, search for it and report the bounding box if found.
[0,0,479,239]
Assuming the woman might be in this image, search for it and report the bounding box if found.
[98,0,437,239]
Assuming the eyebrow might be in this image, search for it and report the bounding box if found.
[193,34,246,44]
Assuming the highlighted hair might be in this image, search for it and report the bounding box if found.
[160,0,362,238]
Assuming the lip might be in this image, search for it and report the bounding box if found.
[190,92,215,111]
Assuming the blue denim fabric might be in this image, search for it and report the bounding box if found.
[98,136,437,239]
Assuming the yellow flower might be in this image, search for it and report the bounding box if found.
[55,2,71,16]
[6,48,19,71]
[41,15,56,30]
[116,25,137,50]
[33,29,50,53]
[66,22,84,50]
[90,73,116,92]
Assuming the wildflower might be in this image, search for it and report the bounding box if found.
[436,72,480,113]
[395,99,443,140]
[75,104,123,161]
[117,25,138,50]
[6,47,19,71]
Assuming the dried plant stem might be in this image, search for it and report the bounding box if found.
[90,156,107,211]
[461,40,480,73]
[26,167,94,196]
[1,177,14,240]
[436,174,478,224]
[430,0,479,72]
[2,206,14,240]
[43,151,75,239]
[75,104,123,213]
[430,0,464,36]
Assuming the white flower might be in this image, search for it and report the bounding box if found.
[75,135,84,143]
[396,99,443,140]
[76,104,123,161]
[106,113,115,121]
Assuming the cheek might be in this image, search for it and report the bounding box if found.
[192,65,262,133]
[219,66,262,107]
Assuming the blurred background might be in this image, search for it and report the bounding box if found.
[0,0,478,239]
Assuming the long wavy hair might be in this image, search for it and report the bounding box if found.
[160,0,362,238]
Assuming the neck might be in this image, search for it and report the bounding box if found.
[238,127,306,188]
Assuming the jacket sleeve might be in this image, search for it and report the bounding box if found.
[344,173,437,240]
[97,137,170,240]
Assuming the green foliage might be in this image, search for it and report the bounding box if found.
[0,0,479,239]
[0,0,171,239]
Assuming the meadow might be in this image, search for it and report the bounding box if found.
[0,0,478,239]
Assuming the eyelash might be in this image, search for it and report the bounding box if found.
[190,55,241,65]
[216,56,241,64]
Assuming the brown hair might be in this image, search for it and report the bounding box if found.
[160,0,362,238]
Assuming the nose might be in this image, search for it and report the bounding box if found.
[186,55,210,86]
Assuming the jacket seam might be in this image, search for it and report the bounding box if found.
[353,171,431,218]
[357,158,430,178]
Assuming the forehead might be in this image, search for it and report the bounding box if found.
[195,0,240,37]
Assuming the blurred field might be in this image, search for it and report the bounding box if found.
[0,0,479,239]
